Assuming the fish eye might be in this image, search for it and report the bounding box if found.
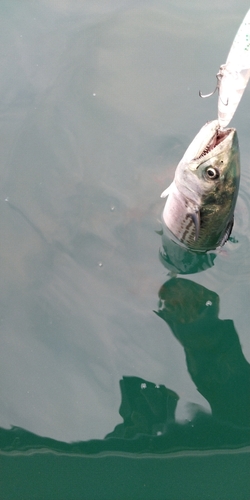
[206,167,220,180]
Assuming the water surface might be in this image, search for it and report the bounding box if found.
[0,1,250,498]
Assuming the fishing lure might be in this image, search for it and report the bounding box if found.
[199,9,250,128]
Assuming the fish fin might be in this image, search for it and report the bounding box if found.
[160,182,174,198]
[190,211,200,241]
[219,218,234,247]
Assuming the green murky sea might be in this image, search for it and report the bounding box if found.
[0,1,250,498]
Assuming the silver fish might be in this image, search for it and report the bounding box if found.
[161,120,240,252]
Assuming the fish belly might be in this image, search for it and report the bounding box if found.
[162,189,197,246]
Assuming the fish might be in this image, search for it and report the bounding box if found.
[200,9,250,128]
[161,120,240,252]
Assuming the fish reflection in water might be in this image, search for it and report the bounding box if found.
[1,279,249,455]
[156,278,250,428]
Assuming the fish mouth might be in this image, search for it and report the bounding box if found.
[195,128,232,159]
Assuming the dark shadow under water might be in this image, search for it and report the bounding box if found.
[1,278,250,456]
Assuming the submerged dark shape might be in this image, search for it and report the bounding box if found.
[1,279,250,458]
[161,120,240,252]
[105,377,179,439]
[156,277,250,427]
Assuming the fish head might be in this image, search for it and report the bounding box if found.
[176,120,240,201]
[162,120,240,251]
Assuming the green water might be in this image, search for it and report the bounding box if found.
[0,1,250,498]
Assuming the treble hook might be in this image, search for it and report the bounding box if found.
[199,71,229,106]
[199,72,221,99]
